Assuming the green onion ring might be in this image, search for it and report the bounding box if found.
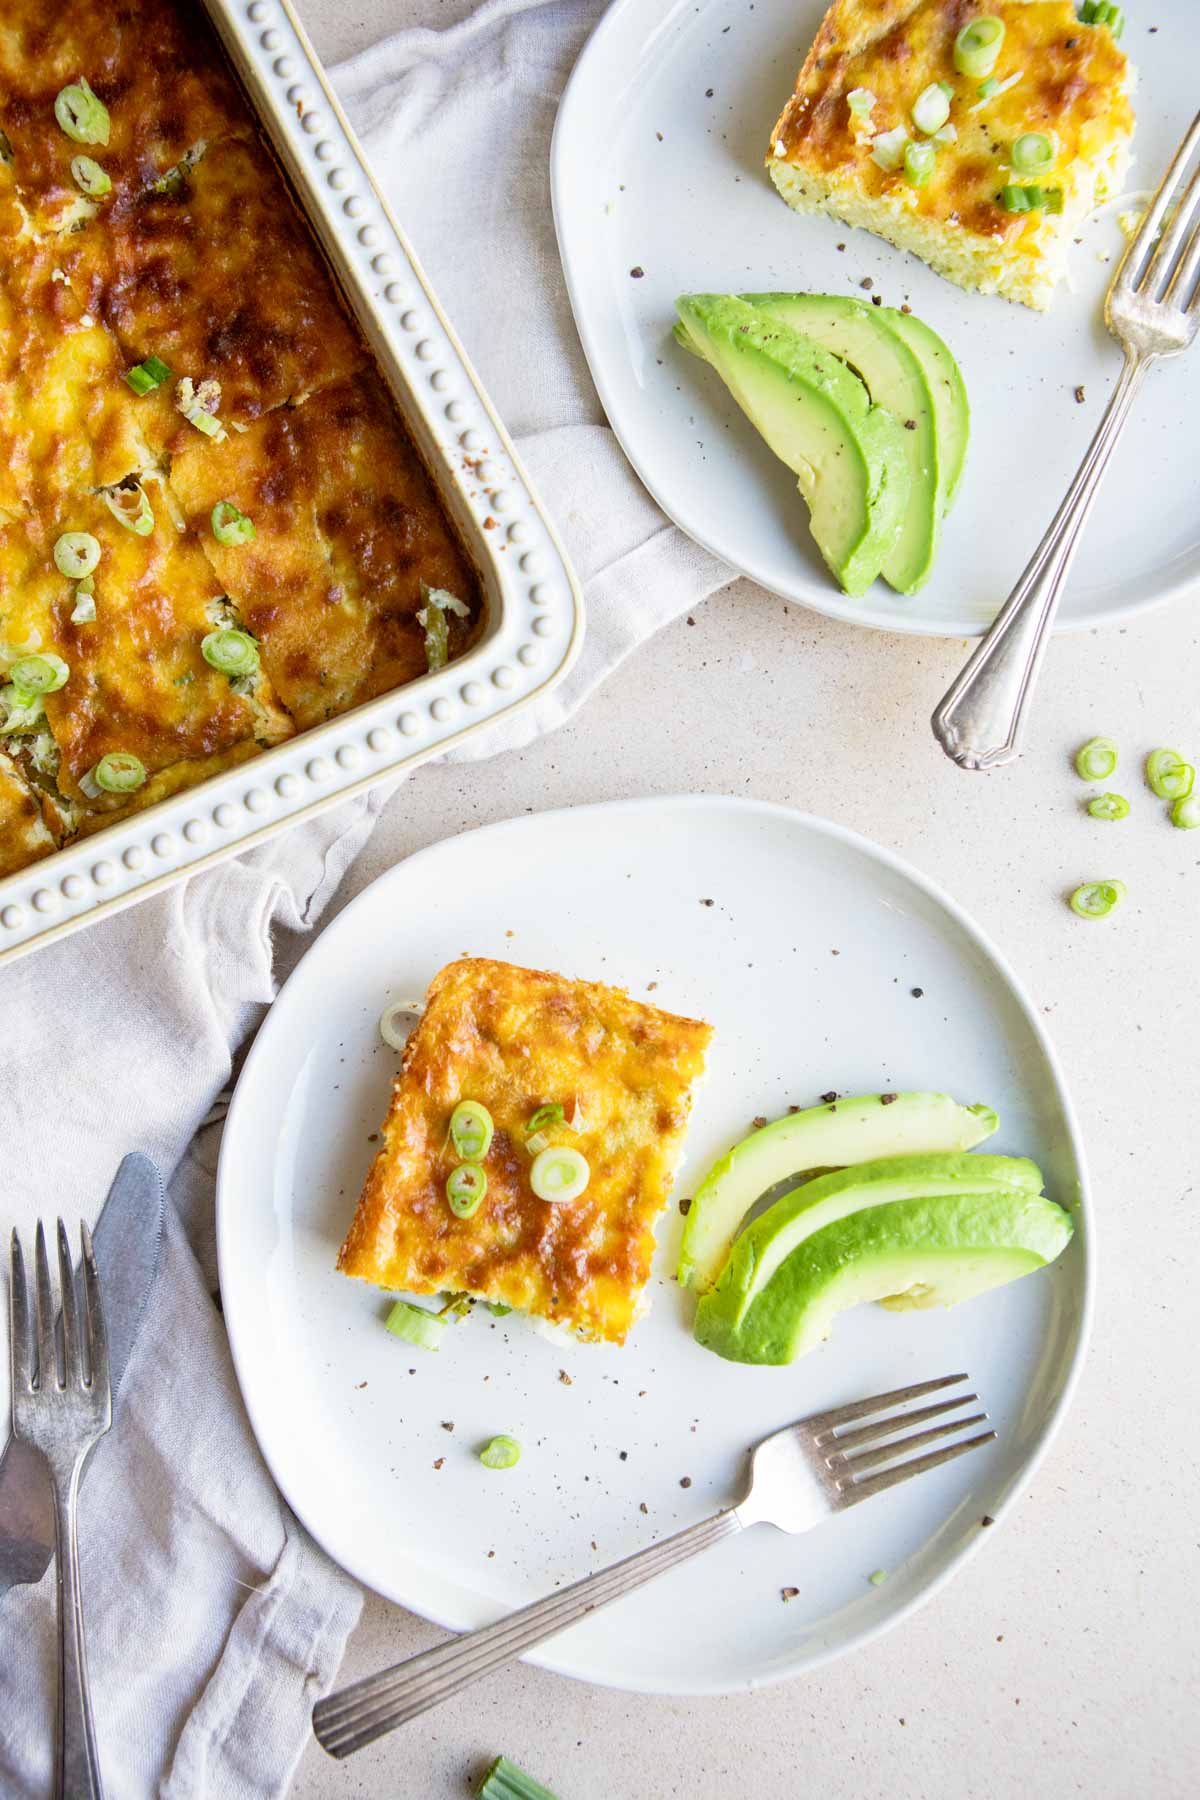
[530,1146,590,1204]
[1145,748,1194,801]
[211,500,256,546]
[93,751,147,794]
[54,78,110,146]
[1069,880,1125,920]
[1087,792,1130,821]
[9,654,68,697]
[53,531,101,578]
[70,155,111,196]
[953,18,1004,79]
[201,628,260,679]
[447,1163,488,1218]
[449,1100,494,1162]
[479,1435,521,1470]
[1074,736,1118,781]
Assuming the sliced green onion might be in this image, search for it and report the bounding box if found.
[1145,748,1194,801]
[1044,188,1064,214]
[450,1100,494,1161]
[1069,879,1125,919]
[9,653,68,697]
[421,599,448,672]
[54,79,110,147]
[478,1755,560,1800]
[954,17,1005,78]
[912,81,951,135]
[1087,792,1130,821]
[71,588,97,624]
[527,1103,565,1138]
[447,1162,488,1218]
[0,685,45,733]
[868,1569,890,1586]
[530,1146,589,1204]
[479,1435,521,1470]
[378,998,422,1049]
[185,404,223,439]
[904,141,937,187]
[211,500,256,546]
[123,354,171,396]
[1075,736,1118,781]
[384,1299,446,1351]
[1000,183,1032,213]
[970,70,1024,112]
[1080,1,1125,32]
[1012,131,1056,174]
[869,125,909,172]
[93,751,147,794]
[102,484,154,536]
[53,531,100,578]
[201,628,260,679]
[487,1301,513,1318]
[1170,794,1200,830]
[932,122,959,145]
[847,87,876,119]
[70,154,111,196]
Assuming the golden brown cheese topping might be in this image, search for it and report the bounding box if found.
[774,0,1133,239]
[338,959,714,1344]
[0,0,481,877]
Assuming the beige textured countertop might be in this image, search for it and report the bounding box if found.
[290,4,1199,1795]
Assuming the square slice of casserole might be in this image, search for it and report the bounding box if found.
[338,958,714,1344]
[768,1,1134,311]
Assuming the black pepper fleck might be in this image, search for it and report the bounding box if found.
[1074,385,1086,404]
[981,1514,996,1527]
[630,266,645,279]
[678,1197,692,1215]
[860,277,874,290]
[911,987,924,998]
[781,1586,799,1601]
[679,1476,692,1488]
[881,1092,898,1106]
[820,1091,838,1104]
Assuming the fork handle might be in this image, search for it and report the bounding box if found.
[50,1453,104,1800]
[313,1508,742,1759]
[932,349,1151,770]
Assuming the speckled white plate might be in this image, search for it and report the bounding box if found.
[216,795,1090,1694]
[552,0,1198,637]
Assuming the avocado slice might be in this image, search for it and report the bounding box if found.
[696,1190,1074,1365]
[677,1092,999,1293]
[674,293,909,597]
[879,305,970,508]
[697,1152,1043,1340]
[740,293,941,594]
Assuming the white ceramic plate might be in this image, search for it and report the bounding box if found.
[552,1,1198,637]
[217,796,1090,1694]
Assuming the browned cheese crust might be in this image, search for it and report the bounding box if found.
[338,958,715,1344]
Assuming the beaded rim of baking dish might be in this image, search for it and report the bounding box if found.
[0,0,583,964]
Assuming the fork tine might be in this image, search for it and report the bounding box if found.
[57,1218,80,1385]
[33,1220,57,1390]
[821,1392,978,1451]
[804,1372,967,1431]
[838,1428,997,1506]
[834,1412,989,1476]
[1166,210,1200,315]
[9,1229,31,1393]
[1120,109,1200,294]
[80,1221,109,1399]
[1142,163,1200,301]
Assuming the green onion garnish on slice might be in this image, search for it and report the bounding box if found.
[847,87,876,119]
[479,1435,521,1471]
[976,78,999,100]
[1145,748,1194,801]
[970,70,1023,112]
[904,141,937,187]
[477,1754,560,1800]
[1170,794,1200,830]
[1000,184,1032,213]
[953,17,1004,79]
[9,654,68,697]
[1012,131,1056,174]
[527,1103,565,1138]
[71,588,97,624]
[932,122,958,145]
[1075,736,1118,780]
[1087,792,1130,821]
[53,531,101,578]
[1044,188,1064,214]
[869,125,909,171]
[450,1100,494,1161]
[70,155,111,196]
[530,1146,589,1204]
[211,500,256,546]
[912,81,951,135]
[201,628,260,679]
[1069,880,1125,919]
[487,1301,513,1317]
[123,354,171,395]
[384,1299,446,1351]
[102,484,154,535]
[0,685,45,733]
[447,1162,488,1219]
[54,79,110,147]
[93,751,147,794]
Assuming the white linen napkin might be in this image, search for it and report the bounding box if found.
[0,2,732,1794]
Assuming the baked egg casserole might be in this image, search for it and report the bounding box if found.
[0,0,479,876]
[768,1,1135,310]
[338,958,714,1344]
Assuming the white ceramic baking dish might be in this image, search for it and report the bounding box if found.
[0,0,582,968]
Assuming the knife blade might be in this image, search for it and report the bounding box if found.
[0,1151,166,1596]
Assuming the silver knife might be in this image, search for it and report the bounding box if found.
[0,1151,166,1595]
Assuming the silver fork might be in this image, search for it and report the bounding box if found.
[313,1371,993,1759]
[933,111,1200,770]
[9,1222,112,1800]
